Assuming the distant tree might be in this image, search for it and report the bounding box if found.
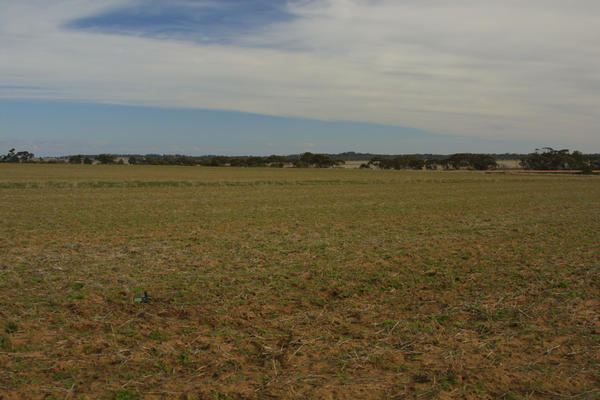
[312,154,336,168]
[209,156,229,166]
[580,164,594,175]
[425,159,438,170]
[370,154,497,171]
[299,152,315,166]
[246,156,266,167]
[265,155,286,164]
[229,157,246,167]
[520,148,586,170]
[368,155,425,170]
[19,151,34,162]
[367,157,389,169]
[1,148,16,162]
[83,157,93,164]
[407,156,425,170]
[446,154,472,169]
[1,149,34,163]
[569,151,586,170]
[469,154,497,170]
[225,156,267,167]
[143,155,162,165]
[293,152,337,168]
[68,155,83,164]
[444,154,497,170]
[265,155,286,167]
[589,155,600,170]
[439,158,451,170]
[96,154,116,164]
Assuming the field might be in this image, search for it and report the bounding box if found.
[1,164,599,399]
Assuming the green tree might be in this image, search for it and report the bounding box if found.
[520,148,587,170]
[68,155,83,164]
[444,154,497,170]
[425,159,438,170]
[96,154,116,164]
[1,148,16,162]
[294,152,337,168]
[2,149,34,163]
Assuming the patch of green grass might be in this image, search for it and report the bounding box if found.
[5,322,18,334]
[0,334,11,350]
[178,349,191,366]
[148,330,168,342]
[114,390,139,400]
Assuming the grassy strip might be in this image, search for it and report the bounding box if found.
[0,176,576,189]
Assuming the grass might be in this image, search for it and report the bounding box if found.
[0,164,599,399]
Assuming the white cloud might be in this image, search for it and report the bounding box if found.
[1,0,599,149]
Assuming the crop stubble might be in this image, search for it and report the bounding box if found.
[0,164,599,399]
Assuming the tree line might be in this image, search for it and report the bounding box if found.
[2,148,598,172]
[519,148,599,173]
[366,153,498,170]
[64,152,499,170]
[78,152,345,168]
[367,149,599,172]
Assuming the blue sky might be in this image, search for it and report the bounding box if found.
[1,0,599,155]
[1,100,529,156]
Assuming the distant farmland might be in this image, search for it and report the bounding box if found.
[1,164,599,399]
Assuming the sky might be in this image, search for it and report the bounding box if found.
[1,0,599,156]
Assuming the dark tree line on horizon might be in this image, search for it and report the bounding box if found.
[124,153,343,167]
[112,152,345,168]
[519,148,599,172]
[366,153,498,171]
[2,148,599,172]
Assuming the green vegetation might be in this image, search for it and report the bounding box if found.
[113,390,139,400]
[368,155,426,170]
[127,152,344,167]
[96,154,117,164]
[520,147,600,171]
[6,147,600,173]
[1,148,35,163]
[0,164,598,399]
[68,154,93,164]
[369,153,498,170]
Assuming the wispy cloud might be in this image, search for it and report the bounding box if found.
[1,0,599,149]
[64,0,294,44]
